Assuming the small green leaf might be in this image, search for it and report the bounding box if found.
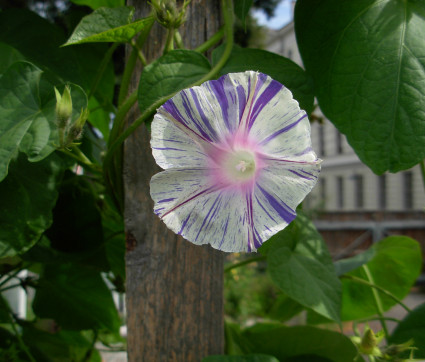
[64,7,154,45]
[389,302,425,358]
[212,45,314,114]
[267,213,341,322]
[234,0,253,25]
[33,263,121,333]
[203,355,279,362]
[0,62,87,181]
[295,0,425,173]
[0,153,64,258]
[341,236,422,321]
[70,0,124,10]
[242,324,357,362]
[138,49,211,115]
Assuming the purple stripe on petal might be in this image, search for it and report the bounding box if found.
[153,147,184,151]
[158,197,176,203]
[257,184,296,223]
[217,217,230,249]
[247,79,283,130]
[260,113,307,145]
[181,92,214,142]
[161,185,218,219]
[255,195,277,223]
[189,88,218,140]
[237,85,247,123]
[288,169,314,180]
[195,195,221,241]
[178,214,191,235]
[162,100,210,142]
[209,77,230,129]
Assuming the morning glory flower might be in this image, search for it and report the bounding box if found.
[150,71,321,252]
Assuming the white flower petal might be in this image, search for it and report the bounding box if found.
[151,168,262,252]
[151,113,209,169]
[253,160,321,241]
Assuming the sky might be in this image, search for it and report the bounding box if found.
[252,0,294,30]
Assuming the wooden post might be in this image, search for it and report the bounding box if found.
[124,1,224,361]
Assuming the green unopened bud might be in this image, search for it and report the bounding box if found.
[65,108,89,145]
[55,85,73,128]
[352,326,383,357]
[150,0,190,28]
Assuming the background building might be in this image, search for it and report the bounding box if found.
[266,17,425,256]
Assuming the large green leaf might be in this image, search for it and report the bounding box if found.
[0,9,114,104]
[295,0,425,174]
[138,49,211,115]
[70,0,124,10]
[33,263,121,333]
[266,213,341,322]
[203,355,278,362]
[389,302,425,358]
[341,236,422,321]
[0,62,87,181]
[0,153,64,258]
[334,247,375,277]
[242,324,357,362]
[64,7,154,45]
[212,45,314,114]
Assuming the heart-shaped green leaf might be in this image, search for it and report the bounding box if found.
[0,62,87,181]
[64,7,154,45]
[295,0,425,173]
[341,236,422,321]
[138,49,211,115]
[267,213,341,323]
[0,152,64,258]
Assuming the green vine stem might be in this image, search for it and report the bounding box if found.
[118,20,153,106]
[88,43,119,100]
[60,147,102,173]
[103,0,234,177]
[164,27,176,53]
[341,273,412,314]
[363,265,388,338]
[224,255,266,273]
[194,26,225,53]
[174,30,184,49]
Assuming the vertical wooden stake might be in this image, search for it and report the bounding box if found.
[124,1,224,361]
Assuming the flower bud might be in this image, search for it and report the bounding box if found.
[150,0,190,28]
[55,85,73,128]
[65,108,89,145]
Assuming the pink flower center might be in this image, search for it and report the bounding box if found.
[206,134,264,190]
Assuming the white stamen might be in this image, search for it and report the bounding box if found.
[235,160,247,172]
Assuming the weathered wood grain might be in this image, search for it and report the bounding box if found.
[124,1,224,361]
